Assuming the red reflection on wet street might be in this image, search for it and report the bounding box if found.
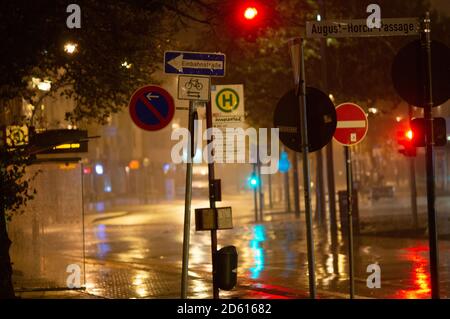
[395,245,431,299]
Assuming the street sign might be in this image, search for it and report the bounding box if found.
[128,85,175,131]
[4,125,29,148]
[164,51,226,77]
[211,84,245,127]
[333,103,368,146]
[273,87,336,153]
[306,18,420,38]
[195,207,233,231]
[178,75,210,101]
[391,40,450,107]
[211,84,245,161]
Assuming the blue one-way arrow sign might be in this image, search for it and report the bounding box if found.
[164,51,226,77]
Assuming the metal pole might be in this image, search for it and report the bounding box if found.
[258,154,264,221]
[181,101,195,299]
[297,38,316,299]
[315,150,325,225]
[205,100,219,299]
[344,146,355,299]
[421,12,440,299]
[268,173,273,209]
[284,168,291,213]
[408,105,418,229]
[253,164,258,222]
[292,152,300,217]
[319,0,337,238]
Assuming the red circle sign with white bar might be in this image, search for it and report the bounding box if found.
[333,103,368,146]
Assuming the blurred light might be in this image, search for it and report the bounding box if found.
[317,14,322,21]
[59,163,77,170]
[163,163,170,174]
[328,93,335,102]
[368,107,378,114]
[125,166,130,174]
[129,160,140,170]
[37,81,51,91]
[64,42,78,54]
[447,136,450,141]
[121,61,132,69]
[250,225,266,279]
[248,173,259,188]
[405,129,413,140]
[278,151,291,173]
[143,158,150,167]
[32,78,51,91]
[95,164,104,175]
[396,116,402,122]
[83,167,92,174]
[171,123,180,130]
[244,7,258,20]
[104,185,112,193]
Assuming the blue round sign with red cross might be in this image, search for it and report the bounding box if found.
[129,85,175,131]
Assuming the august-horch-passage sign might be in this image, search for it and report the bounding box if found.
[306,18,420,38]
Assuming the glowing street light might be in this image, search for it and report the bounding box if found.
[64,42,78,54]
[121,61,132,69]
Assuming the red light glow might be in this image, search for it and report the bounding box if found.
[244,7,258,20]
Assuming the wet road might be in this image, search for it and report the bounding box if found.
[77,193,450,299]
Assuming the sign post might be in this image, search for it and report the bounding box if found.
[421,12,439,299]
[288,38,316,299]
[334,102,368,299]
[166,50,227,299]
[181,100,196,299]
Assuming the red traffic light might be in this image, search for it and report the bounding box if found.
[396,127,416,157]
[405,129,413,141]
[244,7,258,20]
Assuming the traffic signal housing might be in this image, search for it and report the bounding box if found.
[410,117,447,147]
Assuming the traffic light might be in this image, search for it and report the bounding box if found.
[228,0,276,41]
[243,6,258,20]
[248,173,260,188]
[397,126,416,157]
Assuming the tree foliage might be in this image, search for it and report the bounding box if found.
[190,0,449,128]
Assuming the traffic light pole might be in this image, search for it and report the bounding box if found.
[253,163,258,222]
[181,101,196,299]
[205,100,219,299]
[295,38,316,299]
[421,12,440,299]
[408,105,418,229]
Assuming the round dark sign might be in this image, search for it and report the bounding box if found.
[273,87,337,153]
[391,39,450,108]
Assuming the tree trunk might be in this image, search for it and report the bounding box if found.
[0,202,15,299]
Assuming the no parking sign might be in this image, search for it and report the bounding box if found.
[129,85,175,131]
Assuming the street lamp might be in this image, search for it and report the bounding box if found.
[64,42,78,54]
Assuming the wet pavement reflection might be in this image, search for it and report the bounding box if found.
[76,194,450,298]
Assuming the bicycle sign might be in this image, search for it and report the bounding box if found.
[177,75,210,102]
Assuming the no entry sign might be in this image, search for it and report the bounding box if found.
[333,103,368,146]
[129,85,175,131]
